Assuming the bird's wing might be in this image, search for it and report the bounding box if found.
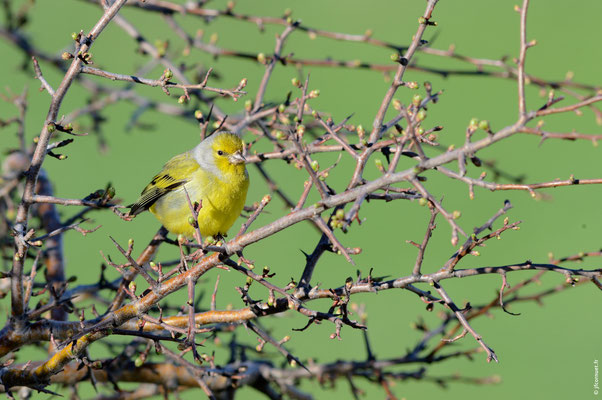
[128,152,200,216]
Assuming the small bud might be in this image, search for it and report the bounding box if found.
[188,216,196,226]
[478,120,490,131]
[412,94,422,107]
[406,81,419,89]
[154,39,167,56]
[244,99,252,112]
[278,104,286,113]
[194,110,203,119]
[416,126,425,135]
[58,154,68,160]
[134,357,144,367]
[246,277,253,286]
[71,32,78,41]
[390,53,400,62]
[163,68,173,80]
[309,89,320,98]
[238,78,247,88]
[469,118,479,129]
[128,281,136,294]
[357,124,365,139]
[47,123,56,133]
[418,16,427,24]
[61,52,73,60]
[297,124,305,135]
[272,130,284,140]
[335,209,345,220]
[374,158,383,169]
[291,77,301,87]
[392,99,402,111]
[105,186,116,199]
[205,235,215,244]
[310,160,319,171]
[178,95,188,104]
[257,52,267,64]
[416,109,427,121]
[452,210,461,219]
[418,197,428,206]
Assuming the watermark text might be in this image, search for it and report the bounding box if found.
[595,359,599,395]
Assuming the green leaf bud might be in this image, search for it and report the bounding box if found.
[412,94,422,106]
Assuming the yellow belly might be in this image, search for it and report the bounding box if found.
[150,169,249,238]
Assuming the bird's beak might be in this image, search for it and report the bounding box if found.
[229,151,246,165]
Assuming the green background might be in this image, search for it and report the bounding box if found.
[0,0,600,398]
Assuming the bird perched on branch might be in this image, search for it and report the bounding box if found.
[128,132,249,239]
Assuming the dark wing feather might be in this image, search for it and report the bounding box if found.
[128,178,185,216]
[128,153,199,216]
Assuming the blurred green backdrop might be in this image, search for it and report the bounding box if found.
[0,0,600,398]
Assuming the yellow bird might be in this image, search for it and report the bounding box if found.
[128,132,249,239]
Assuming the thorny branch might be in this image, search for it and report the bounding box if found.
[0,0,600,398]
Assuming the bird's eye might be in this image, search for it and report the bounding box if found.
[217,150,224,156]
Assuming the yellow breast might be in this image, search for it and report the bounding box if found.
[150,166,249,238]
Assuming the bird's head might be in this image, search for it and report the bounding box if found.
[194,132,247,178]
